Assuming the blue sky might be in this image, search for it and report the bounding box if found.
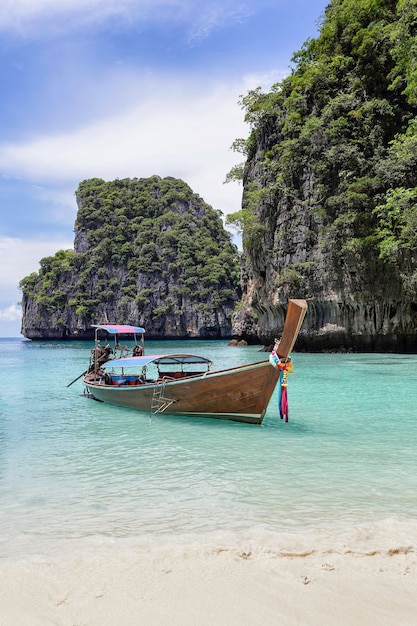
[0,0,328,337]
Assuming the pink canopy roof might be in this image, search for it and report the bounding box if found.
[93,324,145,334]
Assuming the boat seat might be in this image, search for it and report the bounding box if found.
[111,375,137,386]
[157,371,186,381]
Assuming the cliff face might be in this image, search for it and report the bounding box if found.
[231,0,417,352]
[20,176,241,340]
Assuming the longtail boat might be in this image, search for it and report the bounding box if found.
[80,299,307,424]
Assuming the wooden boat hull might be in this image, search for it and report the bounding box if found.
[84,360,280,424]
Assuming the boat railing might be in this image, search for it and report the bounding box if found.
[114,344,143,358]
[89,343,144,373]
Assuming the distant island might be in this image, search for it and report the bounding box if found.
[20,176,241,340]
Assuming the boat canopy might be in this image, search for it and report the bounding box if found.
[101,354,212,369]
[93,324,146,334]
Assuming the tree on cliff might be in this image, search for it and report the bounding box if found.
[19,176,241,339]
[226,0,417,351]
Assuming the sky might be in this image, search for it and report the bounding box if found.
[0,0,328,337]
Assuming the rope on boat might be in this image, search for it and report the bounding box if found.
[269,350,293,422]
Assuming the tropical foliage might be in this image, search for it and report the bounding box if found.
[20,176,241,331]
[226,0,417,286]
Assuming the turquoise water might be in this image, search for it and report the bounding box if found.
[1,337,417,560]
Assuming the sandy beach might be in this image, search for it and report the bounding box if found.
[1,541,416,626]
[2,343,417,626]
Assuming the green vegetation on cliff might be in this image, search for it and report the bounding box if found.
[20,176,240,337]
[227,0,417,297]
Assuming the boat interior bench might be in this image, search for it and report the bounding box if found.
[157,371,203,381]
[110,375,143,386]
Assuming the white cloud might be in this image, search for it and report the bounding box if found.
[0,236,70,336]
[34,185,79,227]
[0,75,260,215]
[0,303,22,322]
[0,236,73,297]
[0,70,289,218]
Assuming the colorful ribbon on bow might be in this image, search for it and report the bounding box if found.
[269,351,293,422]
[278,369,289,421]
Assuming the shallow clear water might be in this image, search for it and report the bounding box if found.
[1,337,417,560]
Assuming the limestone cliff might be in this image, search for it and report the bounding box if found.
[230,0,417,352]
[20,176,241,340]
